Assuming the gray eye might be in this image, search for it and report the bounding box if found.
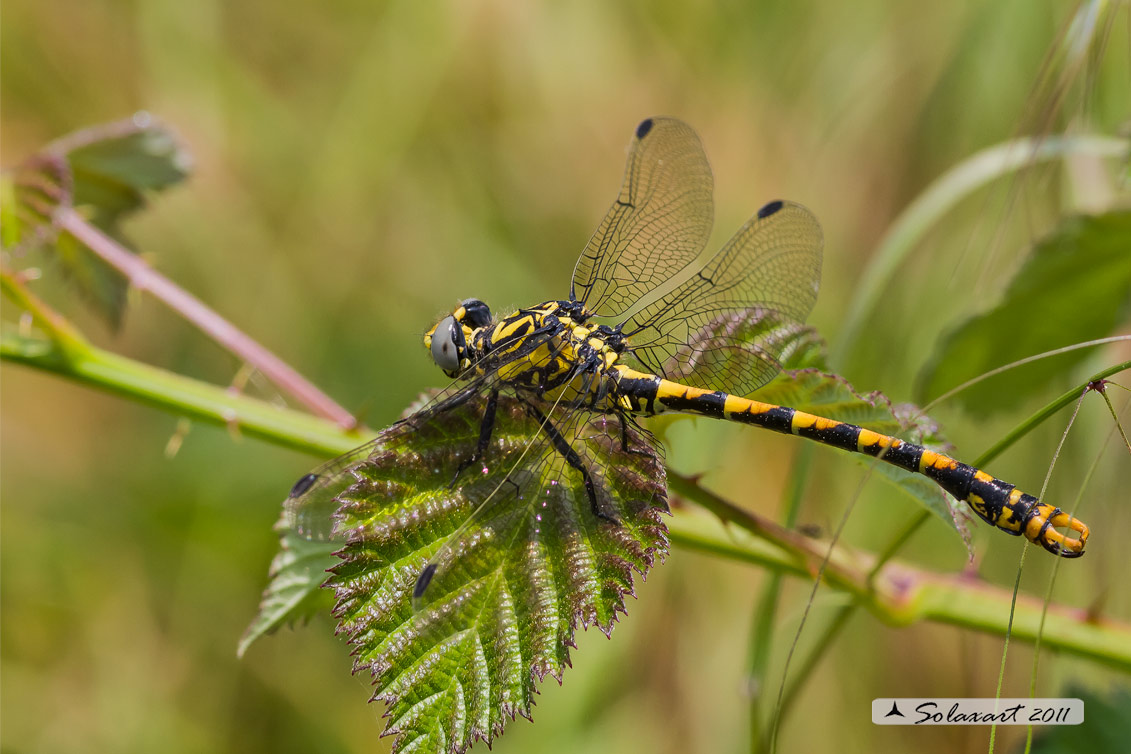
[430,315,461,373]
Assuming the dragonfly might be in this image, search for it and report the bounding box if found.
[285,117,1088,604]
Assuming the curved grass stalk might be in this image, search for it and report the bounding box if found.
[747,444,813,753]
[749,353,1131,749]
[921,336,1131,415]
[867,357,1130,579]
[1024,405,1124,752]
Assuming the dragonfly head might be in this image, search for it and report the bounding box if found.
[424,298,492,378]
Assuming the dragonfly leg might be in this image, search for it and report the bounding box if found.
[450,388,500,487]
[525,402,621,526]
[615,410,652,456]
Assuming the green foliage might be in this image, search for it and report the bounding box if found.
[6,112,1120,754]
[327,393,667,752]
[5,2,1130,752]
[1025,684,1131,754]
[65,123,191,213]
[918,210,1131,413]
[244,322,973,753]
[2,119,190,326]
[238,524,337,658]
[756,366,969,547]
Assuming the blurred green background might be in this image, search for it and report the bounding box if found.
[3,1,1129,752]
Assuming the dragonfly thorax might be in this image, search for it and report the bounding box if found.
[477,300,619,403]
[425,297,623,409]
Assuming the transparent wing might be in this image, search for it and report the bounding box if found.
[570,117,714,318]
[406,365,606,605]
[282,329,565,541]
[408,386,598,609]
[404,383,668,610]
[620,200,823,397]
[284,380,488,541]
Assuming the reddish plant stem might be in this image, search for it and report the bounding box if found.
[57,207,358,429]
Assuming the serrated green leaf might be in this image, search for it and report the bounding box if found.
[238,525,337,658]
[255,324,970,750]
[2,118,191,327]
[918,211,1131,414]
[757,369,921,436]
[326,393,668,754]
[67,125,191,216]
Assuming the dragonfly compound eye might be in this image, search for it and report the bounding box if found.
[430,315,465,375]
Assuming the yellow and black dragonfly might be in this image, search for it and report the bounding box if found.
[286,117,1088,605]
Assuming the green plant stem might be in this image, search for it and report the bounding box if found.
[1,265,88,354]
[55,206,358,429]
[5,302,1130,670]
[667,513,1131,670]
[1,330,365,457]
[668,471,1130,669]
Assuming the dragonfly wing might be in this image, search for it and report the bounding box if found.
[282,377,492,541]
[326,387,668,727]
[284,440,386,541]
[621,200,823,396]
[283,329,568,541]
[571,117,714,318]
[331,390,668,630]
[407,373,668,610]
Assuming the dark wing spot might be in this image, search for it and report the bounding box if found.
[413,563,438,599]
[289,473,318,498]
[635,118,654,139]
[757,200,784,219]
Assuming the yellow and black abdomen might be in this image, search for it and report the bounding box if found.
[610,365,1088,558]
